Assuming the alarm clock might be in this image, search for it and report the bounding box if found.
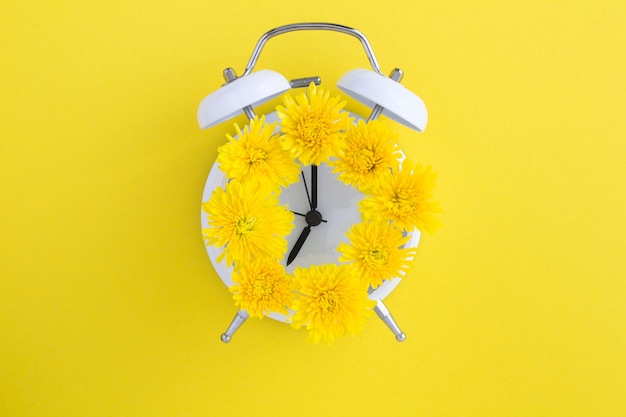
[197,23,429,343]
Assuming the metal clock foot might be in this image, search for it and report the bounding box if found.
[373,299,406,342]
[220,309,249,343]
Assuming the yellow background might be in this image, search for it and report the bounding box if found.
[2,1,625,416]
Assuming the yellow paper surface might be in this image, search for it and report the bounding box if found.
[1,1,625,416]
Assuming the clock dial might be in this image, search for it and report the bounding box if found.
[200,111,421,323]
[280,161,362,273]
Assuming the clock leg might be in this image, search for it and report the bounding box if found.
[220,309,249,343]
[373,299,407,342]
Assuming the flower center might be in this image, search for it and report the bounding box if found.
[319,290,339,312]
[235,217,256,237]
[298,113,330,147]
[246,146,267,165]
[251,275,274,300]
[365,246,389,266]
[355,148,380,173]
[391,191,417,215]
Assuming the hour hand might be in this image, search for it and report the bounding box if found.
[286,225,311,266]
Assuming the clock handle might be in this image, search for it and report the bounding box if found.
[220,309,249,343]
[241,23,383,77]
[373,299,407,342]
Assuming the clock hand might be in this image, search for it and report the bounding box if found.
[291,211,327,222]
[286,225,311,266]
[311,164,317,210]
[301,171,312,209]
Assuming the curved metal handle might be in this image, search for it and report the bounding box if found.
[241,22,382,77]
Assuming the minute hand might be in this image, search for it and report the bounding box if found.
[311,164,318,210]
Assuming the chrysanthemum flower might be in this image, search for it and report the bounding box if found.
[290,263,374,344]
[338,220,416,289]
[217,115,300,193]
[360,159,442,233]
[202,180,294,265]
[277,83,352,166]
[230,257,293,319]
[330,119,401,191]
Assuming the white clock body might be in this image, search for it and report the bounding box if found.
[200,112,420,323]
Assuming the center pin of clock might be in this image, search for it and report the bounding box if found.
[305,210,323,227]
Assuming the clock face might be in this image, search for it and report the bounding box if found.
[279,161,361,273]
[200,112,420,323]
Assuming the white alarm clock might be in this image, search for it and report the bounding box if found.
[197,23,429,343]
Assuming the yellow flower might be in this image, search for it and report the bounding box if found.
[330,119,401,191]
[217,115,300,193]
[338,220,416,289]
[230,257,293,319]
[290,263,374,344]
[360,159,442,233]
[277,83,352,166]
[202,180,294,265]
